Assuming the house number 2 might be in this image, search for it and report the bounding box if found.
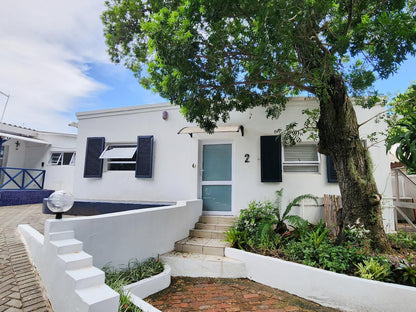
[244,154,250,163]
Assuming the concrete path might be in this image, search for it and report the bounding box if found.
[147,277,340,312]
[0,204,53,312]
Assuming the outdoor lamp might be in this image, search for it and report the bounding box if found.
[47,190,74,219]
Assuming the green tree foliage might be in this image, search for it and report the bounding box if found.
[102,0,416,251]
[387,84,416,173]
[102,0,415,121]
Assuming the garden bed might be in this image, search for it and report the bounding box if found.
[103,258,170,312]
[226,247,416,312]
[224,191,416,311]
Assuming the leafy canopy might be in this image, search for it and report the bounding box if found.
[103,0,416,130]
[387,84,416,172]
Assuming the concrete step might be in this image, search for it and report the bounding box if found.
[67,266,105,290]
[76,284,119,310]
[174,237,230,256]
[194,223,231,231]
[50,238,83,254]
[58,251,93,270]
[190,228,227,239]
[199,215,235,226]
[160,251,246,278]
[48,230,75,241]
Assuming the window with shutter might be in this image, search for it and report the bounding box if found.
[83,137,105,178]
[283,143,320,172]
[100,144,137,171]
[135,136,154,178]
[260,136,282,182]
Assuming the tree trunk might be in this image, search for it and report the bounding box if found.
[317,75,392,252]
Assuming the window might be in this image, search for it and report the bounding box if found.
[283,143,320,172]
[100,144,137,171]
[49,152,76,165]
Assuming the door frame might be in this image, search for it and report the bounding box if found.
[198,140,234,216]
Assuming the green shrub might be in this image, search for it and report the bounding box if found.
[355,258,392,281]
[226,189,312,251]
[393,254,416,286]
[284,222,370,274]
[388,230,416,251]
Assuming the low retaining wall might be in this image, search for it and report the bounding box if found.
[44,200,202,268]
[18,200,202,312]
[226,248,416,312]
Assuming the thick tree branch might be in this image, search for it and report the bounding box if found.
[344,0,355,36]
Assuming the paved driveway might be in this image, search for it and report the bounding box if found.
[0,204,53,312]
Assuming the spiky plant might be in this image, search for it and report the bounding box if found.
[272,189,317,234]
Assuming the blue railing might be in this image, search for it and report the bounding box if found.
[0,167,45,190]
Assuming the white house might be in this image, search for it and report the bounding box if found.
[0,122,76,205]
[74,97,394,228]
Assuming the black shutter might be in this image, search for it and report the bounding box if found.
[83,137,104,178]
[136,136,154,178]
[261,136,282,182]
[327,155,338,183]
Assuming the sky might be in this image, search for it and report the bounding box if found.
[0,1,415,134]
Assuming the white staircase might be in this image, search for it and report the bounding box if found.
[162,215,247,278]
[48,230,119,312]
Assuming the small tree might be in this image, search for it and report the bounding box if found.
[102,0,416,251]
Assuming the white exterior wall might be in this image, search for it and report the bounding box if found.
[74,99,393,219]
[0,124,76,192]
[37,132,77,192]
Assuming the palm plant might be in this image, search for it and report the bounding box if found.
[387,114,416,173]
[272,189,317,234]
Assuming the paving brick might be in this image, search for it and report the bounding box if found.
[0,204,55,312]
[147,277,339,312]
[5,298,22,308]
[3,308,23,312]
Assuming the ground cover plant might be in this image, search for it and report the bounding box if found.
[102,257,164,312]
[226,191,416,286]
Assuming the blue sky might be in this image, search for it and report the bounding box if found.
[0,0,414,134]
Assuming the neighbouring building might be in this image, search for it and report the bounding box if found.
[0,123,76,205]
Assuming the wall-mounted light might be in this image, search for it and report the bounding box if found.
[162,111,168,120]
[15,141,20,150]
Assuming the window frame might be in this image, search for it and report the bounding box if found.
[100,143,138,171]
[49,152,76,166]
[282,143,320,173]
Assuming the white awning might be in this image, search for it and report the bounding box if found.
[178,125,244,137]
[99,146,137,159]
[0,132,49,145]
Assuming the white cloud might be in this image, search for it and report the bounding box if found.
[0,0,110,132]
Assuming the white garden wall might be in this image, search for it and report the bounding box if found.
[44,199,202,268]
[18,200,202,312]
